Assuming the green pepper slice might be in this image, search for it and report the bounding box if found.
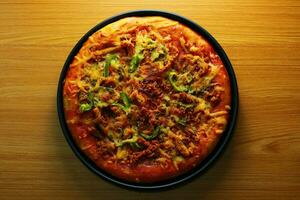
[129,53,144,73]
[103,54,119,77]
[141,126,160,140]
[79,92,94,112]
[168,71,189,92]
[112,92,131,114]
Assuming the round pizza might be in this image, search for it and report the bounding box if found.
[63,16,231,183]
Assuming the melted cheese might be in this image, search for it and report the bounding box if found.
[210,111,228,117]
[116,147,128,160]
[194,97,211,112]
[214,116,227,125]
[172,156,184,170]
[71,53,93,67]
[84,64,102,80]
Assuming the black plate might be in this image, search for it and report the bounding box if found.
[57,10,238,190]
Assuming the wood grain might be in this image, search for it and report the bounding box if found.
[0,0,299,199]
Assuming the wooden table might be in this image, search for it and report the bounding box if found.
[0,0,299,199]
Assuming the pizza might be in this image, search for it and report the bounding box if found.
[62,16,231,183]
